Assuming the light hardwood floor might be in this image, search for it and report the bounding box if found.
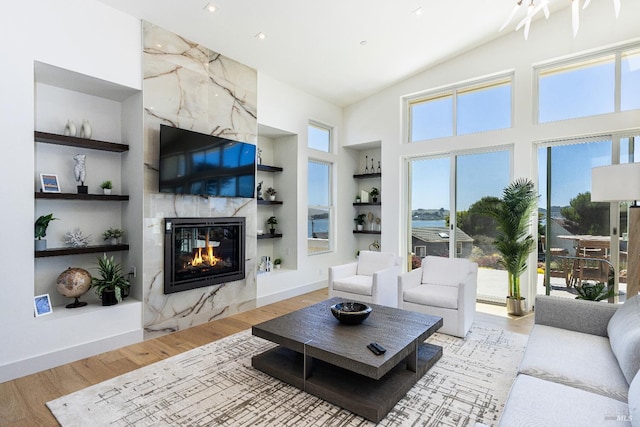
[0,289,533,426]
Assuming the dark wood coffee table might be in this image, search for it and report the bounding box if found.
[251,297,443,422]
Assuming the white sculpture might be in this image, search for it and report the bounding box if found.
[73,154,86,185]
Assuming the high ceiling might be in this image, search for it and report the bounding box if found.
[97,0,572,107]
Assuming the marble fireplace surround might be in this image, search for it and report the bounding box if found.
[142,22,258,337]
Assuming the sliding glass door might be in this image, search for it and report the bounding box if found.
[537,139,612,298]
[409,149,510,303]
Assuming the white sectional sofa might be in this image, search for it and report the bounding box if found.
[497,295,640,426]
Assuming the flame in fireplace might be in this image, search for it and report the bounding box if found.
[190,244,220,267]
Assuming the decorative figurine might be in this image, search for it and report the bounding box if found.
[74,154,88,194]
[257,181,263,200]
[377,161,381,173]
[365,155,369,173]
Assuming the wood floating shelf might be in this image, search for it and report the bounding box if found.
[257,164,283,173]
[353,172,381,179]
[353,202,381,206]
[35,244,129,258]
[258,199,283,205]
[35,131,129,152]
[258,233,283,240]
[35,192,129,201]
[353,230,381,235]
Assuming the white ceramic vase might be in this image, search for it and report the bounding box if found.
[80,120,92,139]
[64,120,77,137]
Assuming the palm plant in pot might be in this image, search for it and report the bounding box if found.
[92,254,129,306]
[482,178,538,316]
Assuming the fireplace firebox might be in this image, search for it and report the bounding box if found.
[164,217,245,294]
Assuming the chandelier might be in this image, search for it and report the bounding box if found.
[499,0,622,40]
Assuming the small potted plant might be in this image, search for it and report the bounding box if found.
[35,213,58,251]
[266,216,278,235]
[92,254,129,306]
[355,194,362,203]
[354,213,366,231]
[274,258,282,269]
[100,180,113,195]
[265,187,277,201]
[103,227,124,245]
[370,187,380,203]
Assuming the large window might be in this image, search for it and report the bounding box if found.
[538,56,615,123]
[622,49,640,111]
[408,77,512,142]
[308,122,331,152]
[408,149,511,303]
[537,45,640,123]
[308,160,332,254]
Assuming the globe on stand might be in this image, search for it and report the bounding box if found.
[56,267,92,308]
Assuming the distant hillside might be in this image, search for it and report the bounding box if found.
[412,208,449,220]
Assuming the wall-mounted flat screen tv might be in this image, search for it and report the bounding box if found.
[159,124,256,198]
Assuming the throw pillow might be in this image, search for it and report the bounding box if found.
[608,295,640,385]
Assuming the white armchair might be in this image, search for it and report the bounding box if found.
[398,255,478,338]
[329,250,402,308]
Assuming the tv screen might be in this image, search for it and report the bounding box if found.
[159,125,256,198]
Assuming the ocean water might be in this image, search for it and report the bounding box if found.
[308,219,446,237]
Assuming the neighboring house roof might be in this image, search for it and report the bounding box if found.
[412,227,474,244]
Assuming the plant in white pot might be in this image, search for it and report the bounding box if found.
[35,213,57,251]
[354,213,366,231]
[482,178,538,316]
[100,180,113,195]
[103,227,124,245]
[265,187,277,201]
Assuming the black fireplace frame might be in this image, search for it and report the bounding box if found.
[164,217,246,294]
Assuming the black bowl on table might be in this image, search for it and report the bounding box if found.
[330,302,372,325]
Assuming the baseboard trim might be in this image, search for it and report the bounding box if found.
[0,329,143,384]
[257,281,327,307]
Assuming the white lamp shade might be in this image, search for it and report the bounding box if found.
[591,163,640,202]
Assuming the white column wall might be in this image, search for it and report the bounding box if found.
[0,0,142,381]
[256,72,348,303]
[343,1,640,303]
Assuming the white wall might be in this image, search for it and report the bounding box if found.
[256,73,347,303]
[0,0,142,382]
[343,1,640,302]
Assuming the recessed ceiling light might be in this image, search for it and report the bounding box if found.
[360,40,368,46]
[412,7,423,16]
[203,3,216,13]
[255,32,266,40]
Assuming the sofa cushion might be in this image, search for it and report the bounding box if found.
[608,295,640,385]
[421,256,471,287]
[356,251,396,276]
[332,275,373,296]
[403,284,458,309]
[519,324,629,402]
[498,374,631,427]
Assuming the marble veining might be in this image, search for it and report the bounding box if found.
[142,21,258,336]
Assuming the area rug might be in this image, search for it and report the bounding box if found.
[47,325,527,426]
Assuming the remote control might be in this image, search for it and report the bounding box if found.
[371,342,386,354]
[367,343,382,355]
[367,342,386,355]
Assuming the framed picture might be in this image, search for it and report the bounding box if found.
[34,294,53,317]
[40,173,61,193]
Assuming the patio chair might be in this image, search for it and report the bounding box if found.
[328,250,401,307]
[398,255,478,338]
